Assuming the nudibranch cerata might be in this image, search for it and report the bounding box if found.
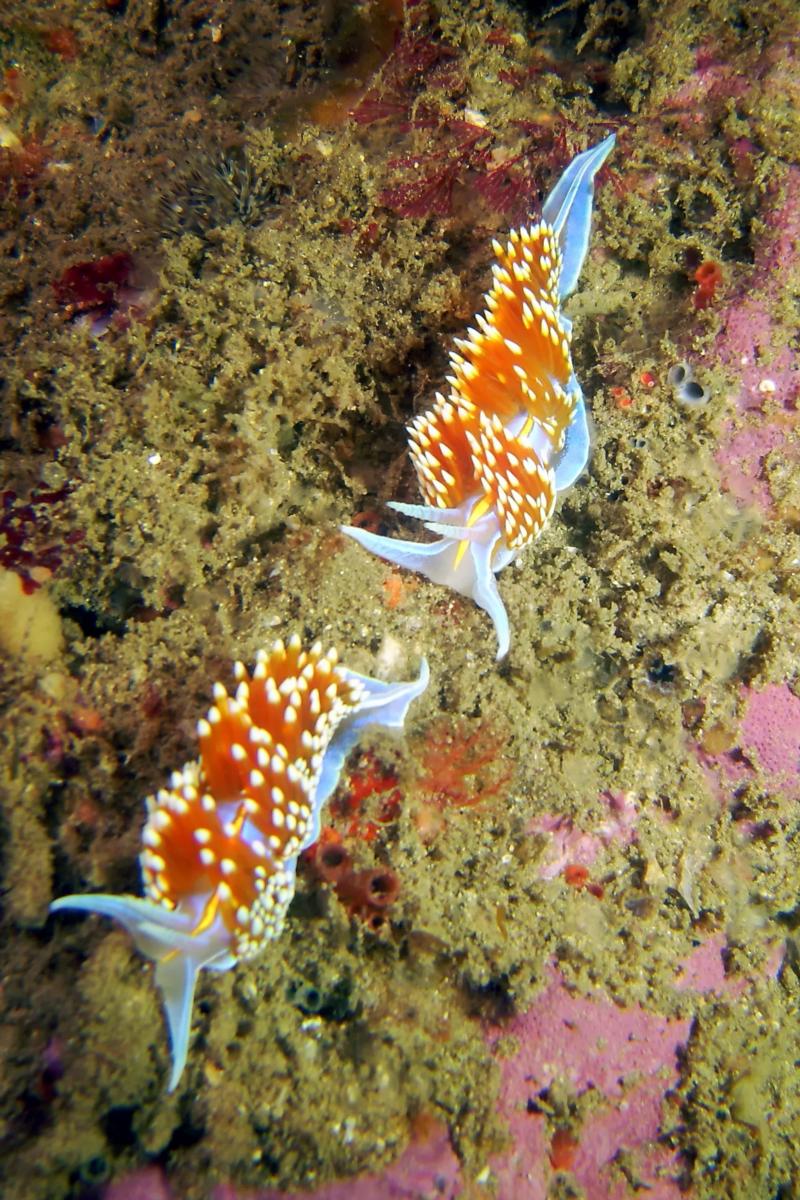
[51,636,428,1090]
[341,134,615,659]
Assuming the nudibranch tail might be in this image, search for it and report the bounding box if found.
[50,892,228,1091]
[342,133,614,659]
[50,636,428,1091]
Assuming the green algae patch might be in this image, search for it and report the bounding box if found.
[676,970,800,1197]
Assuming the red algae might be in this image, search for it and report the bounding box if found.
[414,719,512,811]
[486,965,691,1199]
[0,484,82,593]
[51,252,154,332]
[41,27,81,61]
[52,253,135,318]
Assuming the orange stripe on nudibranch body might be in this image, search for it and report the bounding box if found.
[51,635,428,1090]
[342,135,615,660]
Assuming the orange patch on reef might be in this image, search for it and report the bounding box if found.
[331,748,402,841]
[563,863,604,898]
[693,260,723,309]
[549,1126,578,1170]
[416,718,512,809]
[382,570,414,609]
[563,864,590,888]
[42,28,80,60]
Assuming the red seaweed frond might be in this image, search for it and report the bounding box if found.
[379,118,493,217]
[0,484,83,593]
[350,28,460,127]
[377,111,587,222]
[416,718,513,809]
[349,9,614,223]
[52,253,134,321]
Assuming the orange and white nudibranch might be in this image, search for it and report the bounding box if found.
[51,636,428,1090]
[342,134,615,659]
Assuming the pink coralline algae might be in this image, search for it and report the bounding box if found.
[528,790,638,881]
[716,423,788,513]
[485,965,691,1200]
[674,933,749,998]
[739,683,800,792]
[706,169,800,513]
[103,1166,175,1200]
[675,934,784,998]
[698,683,800,804]
[662,44,748,115]
[210,1119,462,1200]
[655,31,800,512]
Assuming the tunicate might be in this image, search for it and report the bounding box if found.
[667,361,709,407]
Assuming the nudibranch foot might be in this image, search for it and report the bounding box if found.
[341,133,614,659]
[50,637,429,1091]
[553,390,592,491]
[341,518,512,660]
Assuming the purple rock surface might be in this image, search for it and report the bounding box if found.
[485,965,691,1199]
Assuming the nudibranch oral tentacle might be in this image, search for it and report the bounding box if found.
[341,133,614,660]
[50,636,429,1091]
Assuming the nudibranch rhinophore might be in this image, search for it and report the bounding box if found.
[51,636,428,1091]
[341,134,615,660]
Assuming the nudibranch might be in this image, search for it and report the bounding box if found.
[51,636,428,1091]
[342,134,615,659]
